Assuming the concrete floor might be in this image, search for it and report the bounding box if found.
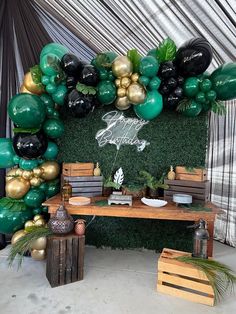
[0,241,235,314]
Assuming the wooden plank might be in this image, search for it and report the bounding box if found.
[165,186,205,194]
[72,237,78,283]
[165,180,208,188]
[78,236,85,280]
[65,238,72,284]
[46,237,52,282]
[157,284,214,306]
[72,187,103,192]
[59,238,66,286]
[72,192,102,197]
[64,176,103,182]
[176,174,206,182]
[165,191,207,200]
[63,162,94,169]
[51,239,60,287]
[176,167,206,176]
[69,181,103,187]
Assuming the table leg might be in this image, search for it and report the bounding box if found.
[207,221,214,257]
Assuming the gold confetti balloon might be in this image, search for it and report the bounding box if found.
[112,56,133,78]
[6,178,30,199]
[33,167,43,178]
[23,72,44,95]
[31,249,46,261]
[127,82,146,104]
[131,73,139,82]
[115,96,131,111]
[11,230,26,245]
[120,77,131,88]
[40,161,60,181]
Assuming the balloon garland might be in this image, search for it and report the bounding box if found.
[0,37,235,238]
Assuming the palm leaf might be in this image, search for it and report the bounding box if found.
[13,127,40,134]
[127,48,141,73]
[94,53,111,69]
[156,37,177,62]
[176,98,191,112]
[211,101,226,115]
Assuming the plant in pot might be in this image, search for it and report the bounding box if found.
[122,182,146,198]
[103,167,124,196]
[139,171,169,198]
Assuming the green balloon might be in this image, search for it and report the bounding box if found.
[40,43,69,60]
[0,138,16,168]
[148,77,161,90]
[195,92,206,104]
[199,79,212,92]
[147,48,158,58]
[0,198,33,234]
[40,53,62,76]
[13,155,20,164]
[43,119,64,139]
[46,181,60,198]
[202,102,211,112]
[134,90,163,120]
[182,101,202,117]
[19,159,39,170]
[8,94,46,128]
[38,182,48,193]
[198,71,210,81]
[52,84,67,105]
[43,141,59,160]
[139,76,150,86]
[33,207,44,215]
[210,63,236,100]
[97,80,116,105]
[40,94,54,109]
[99,68,109,80]
[41,75,50,85]
[24,188,46,208]
[49,110,60,119]
[139,56,159,78]
[183,77,199,97]
[46,82,57,94]
[103,51,118,62]
[206,90,216,101]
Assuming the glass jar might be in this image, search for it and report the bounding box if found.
[61,180,72,202]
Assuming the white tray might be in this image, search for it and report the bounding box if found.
[141,198,167,207]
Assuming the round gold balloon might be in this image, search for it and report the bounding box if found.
[33,214,43,222]
[115,96,131,110]
[23,72,44,95]
[40,161,60,181]
[6,169,17,182]
[131,73,139,82]
[115,79,121,87]
[30,177,42,187]
[22,170,33,180]
[15,168,23,176]
[127,83,146,104]
[6,177,30,199]
[34,218,45,227]
[11,230,26,245]
[31,249,46,261]
[120,77,131,88]
[24,220,35,229]
[117,87,127,98]
[33,167,43,178]
[31,237,47,250]
[20,84,33,94]
[112,56,133,78]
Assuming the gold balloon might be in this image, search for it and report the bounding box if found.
[115,96,131,111]
[120,77,131,88]
[33,167,43,178]
[115,78,121,87]
[30,177,42,187]
[117,87,127,98]
[6,177,30,199]
[34,218,46,227]
[15,168,23,176]
[131,73,139,82]
[24,220,35,229]
[40,161,60,181]
[31,237,47,250]
[127,83,146,104]
[22,170,33,180]
[112,56,133,78]
[31,249,46,261]
[20,84,33,94]
[23,72,44,95]
[11,230,26,245]
[33,214,43,222]
[6,169,17,182]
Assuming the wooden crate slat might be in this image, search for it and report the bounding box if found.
[164,191,207,200]
[165,186,206,194]
[78,236,85,280]
[165,179,208,188]
[51,239,60,287]
[66,238,72,284]
[69,181,103,187]
[59,238,66,286]
[175,167,207,182]
[72,187,103,193]
[72,191,102,197]
[72,238,78,283]
[64,176,103,182]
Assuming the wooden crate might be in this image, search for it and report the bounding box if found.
[157,248,214,306]
[63,175,103,197]
[46,234,85,288]
[176,166,207,182]
[164,179,209,204]
[63,162,94,177]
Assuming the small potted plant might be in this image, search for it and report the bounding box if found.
[103,168,124,196]
[139,170,169,198]
[122,182,146,198]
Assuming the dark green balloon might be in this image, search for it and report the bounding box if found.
[46,82,57,94]
[134,90,163,120]
[46,181,60,198]
[43,141,59,160]
[182,100,202,117]
[97,80,116,105]
[38,182,48,193]
[24,188,46,208]
[147,48,158,58]
[19,159,39,170]
[195,92,206,104]
[206,90,216,101]
[40,53,61,76]
[52,84,67,105]
[199,79,212,92]
[40,43,69,60]
[139,56,159,78]
[8,94,46,128]
[99,68,109,80]
[41,76,50,85]
[139,76,150,87]
[0,138,16,168]
[183,77,199,97]
[0,198,33,234]
[210,63,236,100]
[43,119,64,139]
[103,51,118,62]
[148,77,161,90]
[40,94,55,109]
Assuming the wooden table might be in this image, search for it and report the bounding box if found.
[43,194,222,257]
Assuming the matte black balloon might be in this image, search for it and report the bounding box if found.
[66,89,94,118]
[166,77,177,90]
[159,83,171,95]
[166,94,180,108]
[60,54,84,76]
[66,76,78,91]
[158,61,177,79]
[175,38,213,77]
[173,86,184,98]
[177,76,184,85]
[13,131,48,159]
[78,65,99,86]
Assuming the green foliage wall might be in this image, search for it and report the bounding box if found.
[58,106,208,251]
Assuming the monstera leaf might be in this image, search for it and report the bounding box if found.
[127,49,141,73]
[113,167,124,189]
[156,38,177,62]
[76,83,97,95]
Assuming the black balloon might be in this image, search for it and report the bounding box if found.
[66,89,94,118]
[166,94,180,108]
[78,65,99,86]
[173,86,184,98]
[60,54,84,76]
[177,76,184,85]
[66,76,78,91]
[158,61,177,79]
[166,77,177,90]
[13,131,48,159]
[175,37,213,77]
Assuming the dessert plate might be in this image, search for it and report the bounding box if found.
[141,198,167,207]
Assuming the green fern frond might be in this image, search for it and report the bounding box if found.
[176,98,192,112]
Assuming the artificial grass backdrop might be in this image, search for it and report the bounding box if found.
[58,105,208,251]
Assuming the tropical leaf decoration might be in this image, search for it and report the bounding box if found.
[211,100,226,115]
[30,65,43,87]
[113,167,124,189]
[139,170,169,190]
[176,98,192,112]
[175,256,236,303]
[127,48,141,73]
[94,53,112,69]
[13,127,40,134]
[156,37,177,62]
[76,82,97,95]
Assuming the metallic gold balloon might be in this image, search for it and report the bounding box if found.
[33,167,43,178]
[30,177,42,187]
[115,96,131,110]
[40,161,60,181]
[127,83,146,104]
[115,79,121,87]
[31,249,46,261]
[15,168,23,176]
[6,168,17,182]
[20,84,33,94]
[33,214,43,222]
[24,220,35,229]
[11,230,26,245]
[31,237,47,250]
[34,218,46,227]
[131,73,139,82]
[23,72,44,95]
[6,177,30,199]
[22,170,33,180]
[117,88,127,98]
[120,77,131,88]
[112,56,133,78]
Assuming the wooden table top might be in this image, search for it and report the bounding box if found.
[43,194,222,222]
